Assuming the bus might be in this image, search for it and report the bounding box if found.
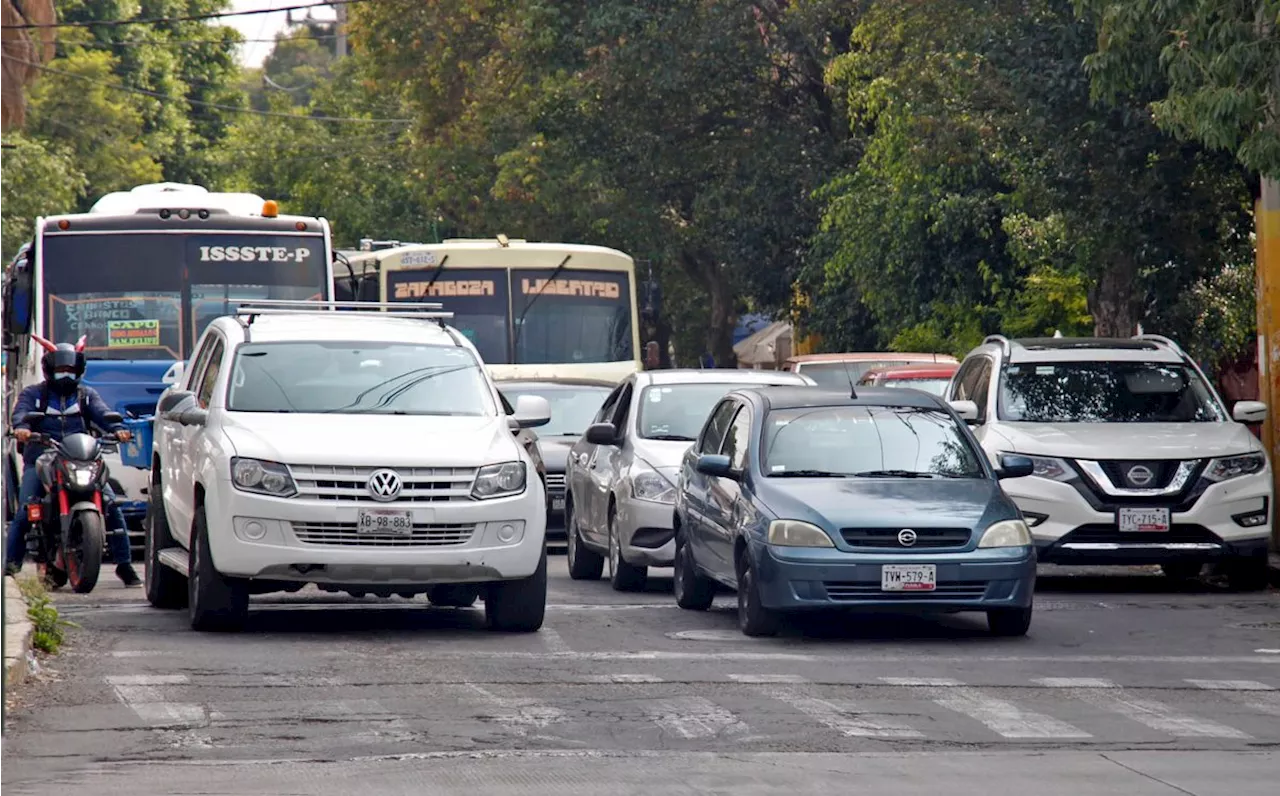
[340,237,642,382]
[2,182,334,548]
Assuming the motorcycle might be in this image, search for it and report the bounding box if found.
[11,410,124,593]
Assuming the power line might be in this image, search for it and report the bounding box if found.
[0,53,411,124]
[57,33,338,51]
[1,0,366,30]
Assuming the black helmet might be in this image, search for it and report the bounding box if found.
[36,335,86,393]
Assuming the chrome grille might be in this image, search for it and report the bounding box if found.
[545,473,566,495]
[823,581,989,601]
[289,465,476,503]
[291,521,476,547]
[840,527,971,549]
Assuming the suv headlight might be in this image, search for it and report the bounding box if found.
[1002,453,1073,482]
[767,519,835,548]
[632,469,676,504]
[977,519,1031,548]
[472,461,526,499]
[1204,453,1266,483]
[231,457,297,497]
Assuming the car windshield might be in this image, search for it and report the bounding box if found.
[497,384,611,437]
[226,341,495,415]
[998,361,1224,423]
[763,405,985,478]
[638,383,772,441]
[880,378,952,396]
[800,360,909,389]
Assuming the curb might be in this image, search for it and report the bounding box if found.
[3,577,34,690]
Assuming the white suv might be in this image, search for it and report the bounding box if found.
[949,334,1272,589]
[144,302,553,631]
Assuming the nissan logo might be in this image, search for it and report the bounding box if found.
[366,469,403,502]
[1127,465,1154,487]
[898,529,918,547]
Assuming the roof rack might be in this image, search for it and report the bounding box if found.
[982,334,1011,355]
[1131,333,1187,359]
[233,299,454,325]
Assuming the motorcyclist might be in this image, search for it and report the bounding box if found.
[4,338,141,585]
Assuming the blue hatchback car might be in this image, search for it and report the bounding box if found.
[672,386,1038,637]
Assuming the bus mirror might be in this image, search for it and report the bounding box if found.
[3,267,33,336]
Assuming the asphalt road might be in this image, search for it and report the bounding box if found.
[2,557,1279,795]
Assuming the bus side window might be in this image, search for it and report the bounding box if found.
[3,247,34,338]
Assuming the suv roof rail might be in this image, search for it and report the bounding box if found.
[1132,333,1187,359]
[233,300,454,325]
[982,334,1011,355]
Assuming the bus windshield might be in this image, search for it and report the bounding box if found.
[41,233,327,360]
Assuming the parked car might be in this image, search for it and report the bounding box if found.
[857,362,959,397]
[673,385,1037,637]
[496,378,616,541]
[950,334,1272,589]
[565,368,815,591]
[146,305,554,632]
[783,352,957,391]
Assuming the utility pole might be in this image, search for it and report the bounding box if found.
[1257,178,1280,552]
[334,1,348,58]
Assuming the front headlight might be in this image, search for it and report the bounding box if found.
[472,461,526,499]
[632,470,676,504]
[767,519,835,548]
[977,519,1031,548]
[65,464,97,489]
[230,457,297,498]
[1204,453,1266,483]
[1002,453,1073,482]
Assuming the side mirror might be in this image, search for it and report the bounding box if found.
[161,360,185,386]
[20,411,46,426]
[996,453,1034,480]
[157,389,196,415]
[695,453,735,479]
[948,399,979,423]
[1233,400,1267,424]
[177,408,208,428]
[511,394,551,429]
[585,422,619,446]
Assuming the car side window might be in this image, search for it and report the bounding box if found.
[951,359,983,401]
[195,338,225,409]
[970,359,993,420]
[185,335,217,392]
[594,385,622,425]
[699,400,737,454]
[718,406,751,471]
[611,383,634,432]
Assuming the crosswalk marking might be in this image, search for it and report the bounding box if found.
[882,677,1090,739]
[728,674,808,684]
[641,697,749,739]
[106,674,205,727]
[1033,677,1251,739]
[608,674,665,683]
[760,686,923,738]
[1187,679,1280,717]
[1186,680,1276,691]
[463,683,566,736]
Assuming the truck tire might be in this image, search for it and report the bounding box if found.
[145,486,187,609]
[485,547,547,632]
[188,507,248,632]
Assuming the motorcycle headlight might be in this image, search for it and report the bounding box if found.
[1204,453,1266,483]
[472,462,526,499]
[64,463,97,489]
[767,519,835,548]
[632,470,676,504]
[230,457,297,497]
[977,519,1032,548]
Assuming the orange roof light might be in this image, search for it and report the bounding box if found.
[262,200,279,218]
[295,221,306,231]
[57,220,70,230]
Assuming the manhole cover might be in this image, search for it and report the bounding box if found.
[666,629,742,642]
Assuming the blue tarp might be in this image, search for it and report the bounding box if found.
[733,313,771,346]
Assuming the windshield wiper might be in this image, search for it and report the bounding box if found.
[852,469,939,479]
[769,469,849,478]
[645,434,695,441]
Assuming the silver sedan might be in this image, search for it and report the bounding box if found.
[564,368,816,591]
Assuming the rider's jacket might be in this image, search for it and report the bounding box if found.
[11,382,123,468]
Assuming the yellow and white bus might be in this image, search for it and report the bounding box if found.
[343,237,642,381]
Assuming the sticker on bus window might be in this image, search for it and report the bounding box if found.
[107,319,161,348]
[1035,366,1055,376]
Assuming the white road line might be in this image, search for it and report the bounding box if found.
[641,696,749,740]
[318,699,415,743]
[540,627,571,654]
[607,674,665,683]
[1036,678,1115,688]
[882,677,1090,739]
[761,686,923,738]
[105,674,205,728]
[464,683,566,736]
[258,674,344,687]
[1033,677,1252,739]
[728,674,808,684]
[1186,680,1275,691]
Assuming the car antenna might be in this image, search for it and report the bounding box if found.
[843,360,858,399]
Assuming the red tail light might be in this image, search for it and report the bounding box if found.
[27,504,42,522]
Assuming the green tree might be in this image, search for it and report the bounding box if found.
[0,133,84,259]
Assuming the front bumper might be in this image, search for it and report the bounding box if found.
[206,479,547,586]
[1004,472,1273,566]
[616,494,676,566]
[753,544,1036,612]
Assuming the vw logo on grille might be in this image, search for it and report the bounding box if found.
[1127,465,1155,487]
[898,529,918,547]
[366,469,403,502]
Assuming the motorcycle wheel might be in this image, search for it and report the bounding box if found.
[67,511,105,594]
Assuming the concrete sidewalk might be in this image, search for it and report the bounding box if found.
[3,576,34,690]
